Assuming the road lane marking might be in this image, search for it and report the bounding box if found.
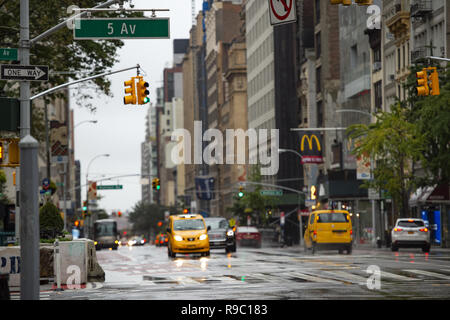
[289,272,342,284]
[380,271,419,282]
[404,269,450,280]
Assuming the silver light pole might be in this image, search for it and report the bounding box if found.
[85,154,110,239]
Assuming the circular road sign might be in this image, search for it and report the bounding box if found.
[270,0,294,21]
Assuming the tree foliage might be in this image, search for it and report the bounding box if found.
[39,201,64,238]
[347,103,426,218]
[128,201,174,235]
[0,0,141,110]
[226,165,278,226]
[0,169,8,204]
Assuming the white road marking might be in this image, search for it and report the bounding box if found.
[404,269,450,280]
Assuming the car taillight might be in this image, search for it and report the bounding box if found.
[350,230,353,235]
[394,228,403,232]
[313,231,317,236]
[165,238,168,242]
[160,240,163,244]
[420,228,428,232]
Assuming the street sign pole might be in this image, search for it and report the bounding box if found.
[19,0,40,300]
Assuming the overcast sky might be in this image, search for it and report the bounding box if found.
[73,0,204,214]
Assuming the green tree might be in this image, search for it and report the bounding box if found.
[226,165,278,226]
[39,201,64,239]
[347,103,426,219]
[0,169,8,204]
[128,201,173,236]
[408,66,450,186]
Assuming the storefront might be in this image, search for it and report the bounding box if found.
[410,183,450,248]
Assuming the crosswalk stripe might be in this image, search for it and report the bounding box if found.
[321,270,367,285]
[289,272,342,284]
[380,271,419,282]
[404,269,450,280]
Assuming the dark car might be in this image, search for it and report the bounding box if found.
[155,233,169,247]
[204,217,236,253]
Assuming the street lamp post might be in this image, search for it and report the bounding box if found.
[62,120,98,232]
[85,153,110,239]
[278,148,304,247]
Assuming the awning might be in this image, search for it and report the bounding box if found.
[409,184,450,206]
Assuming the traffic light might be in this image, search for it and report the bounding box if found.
[136,76,150,105]
[124,77,137,105]
[311,185,317,200]
[330,0,352,5]
[428,67,440,96]
[238,186,244,198]
[416,68,430,96]
[0,141,3,163]
[152,178,161,190]
[8,139,19,166]
[74,220,80,228]
[82,201,87,218]
[157,221,163,227]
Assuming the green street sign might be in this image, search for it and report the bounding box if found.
[260,190,283,196]
[97,185,123,190]
[74,18,170,40]
[0,48,18,61]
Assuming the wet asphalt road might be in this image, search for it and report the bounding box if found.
[37,243,450,300]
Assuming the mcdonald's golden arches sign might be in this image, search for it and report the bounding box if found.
[299,132,324,164]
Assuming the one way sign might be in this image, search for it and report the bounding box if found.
[0,64,49,81]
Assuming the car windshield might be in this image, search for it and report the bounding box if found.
[398,220,425,228]
[94,222,117,237]
[205,219,229,230]
[317,213,349,223]
[173,219,205,231]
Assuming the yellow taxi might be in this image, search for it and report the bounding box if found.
[304,210,353,254]
[166,214,210,258]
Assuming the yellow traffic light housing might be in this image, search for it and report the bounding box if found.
[428,67,440,96]
[416,69,429,96]
[152,178,160,190]
[136,76,150,105]
[124,77,137,105]
[311,185,317,200]
[0,141,3,163]
[8,139,19,166]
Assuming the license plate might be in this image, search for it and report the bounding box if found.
[408,231,414,234]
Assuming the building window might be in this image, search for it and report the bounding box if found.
[317,100,324,127]
[316,32,321,58]
[350,45,358,69]
[315,0,320,25]
[374,81,382,111]
[316,66,321,93]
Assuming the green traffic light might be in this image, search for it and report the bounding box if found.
[238,192,244,198]
[157,185,161,190]
[144,97,150,104]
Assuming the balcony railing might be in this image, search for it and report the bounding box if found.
[411,1,432,18]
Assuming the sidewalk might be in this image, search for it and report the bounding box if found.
[277,242,450,254]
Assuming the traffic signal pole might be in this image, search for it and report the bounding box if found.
[17,0,134,299]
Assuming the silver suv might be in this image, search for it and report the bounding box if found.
[391,218,430,252]
[204,217,236,253]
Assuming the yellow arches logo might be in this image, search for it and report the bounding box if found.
[300,134,321,152]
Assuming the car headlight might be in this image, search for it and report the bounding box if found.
[174,235,183,242]
[199,234,208,241]
[227,230,234,237]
